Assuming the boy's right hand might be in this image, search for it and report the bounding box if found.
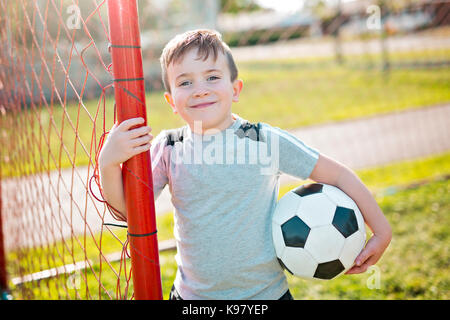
[99,117,153,169]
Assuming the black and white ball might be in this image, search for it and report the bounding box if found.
[272,183,366,280]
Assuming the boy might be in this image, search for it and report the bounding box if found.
[99,29,392,300]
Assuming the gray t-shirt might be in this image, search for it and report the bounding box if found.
[151,115,319,299]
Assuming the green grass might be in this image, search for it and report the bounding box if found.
[7,213,175,300]
[6,211,176,300]
[2,49,449,177]
[236,53,450,128]
[7,152,450,299]
[285,177,449,299]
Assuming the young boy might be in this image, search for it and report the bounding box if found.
[99,29,392,300]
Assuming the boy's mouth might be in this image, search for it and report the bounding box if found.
[189,101,216,109]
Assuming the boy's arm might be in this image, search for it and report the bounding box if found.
[99,117,153,221]
[100,163,127,220]
[309,153,392,274]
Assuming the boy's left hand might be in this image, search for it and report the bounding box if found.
[345,233,391,274]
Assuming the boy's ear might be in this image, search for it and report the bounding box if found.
[164,92,178,114]
[232,79,243,103]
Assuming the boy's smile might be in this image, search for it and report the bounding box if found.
[164,48,243,134]
[189,101,216,109]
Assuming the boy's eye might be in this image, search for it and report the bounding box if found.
[178,80,191,87]
[207,75,220,81]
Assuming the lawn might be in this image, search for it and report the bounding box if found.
[6,152,450,300]
[284,177,449,299]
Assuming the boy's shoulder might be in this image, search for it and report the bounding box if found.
[164,126,189,146]
[153,125,189,147]
[154,116,282,148]
[234,119,265,142]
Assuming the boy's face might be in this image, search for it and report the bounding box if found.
[164,48,243,134]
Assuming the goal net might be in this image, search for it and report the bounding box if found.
[0,0,162,300]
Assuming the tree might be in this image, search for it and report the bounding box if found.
[220,0,262,14]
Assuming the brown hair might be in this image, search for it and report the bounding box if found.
[160,29,238,93]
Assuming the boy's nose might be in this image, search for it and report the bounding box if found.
[193,87,209,98]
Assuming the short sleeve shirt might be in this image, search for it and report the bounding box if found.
[150,115,319,299]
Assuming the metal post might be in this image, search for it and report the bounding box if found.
[106,0,163,300]
[379,1,390,74]
[334,0,343,65]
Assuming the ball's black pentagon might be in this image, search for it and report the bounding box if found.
[332,206,359,238]
[281,216,310,248]
[277,258,293,275]
[314,259,345,279]
[292,183,323,197]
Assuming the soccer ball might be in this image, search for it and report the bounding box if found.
[272,183,366,280]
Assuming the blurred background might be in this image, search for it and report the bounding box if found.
[7,0,450,100]
[0,0,448,300]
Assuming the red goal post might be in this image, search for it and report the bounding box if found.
[106,0,162,300]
